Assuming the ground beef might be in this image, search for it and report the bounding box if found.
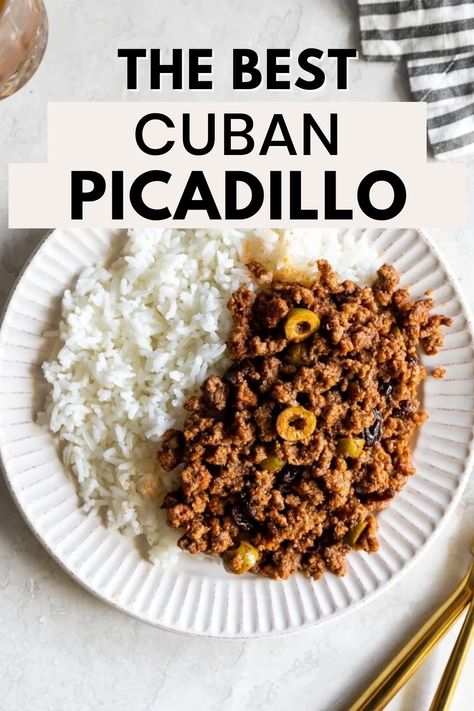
[157,429,184,472]
[201,375,229,411]
[160,261,451,580]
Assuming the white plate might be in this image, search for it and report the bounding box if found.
[1,228,473,639]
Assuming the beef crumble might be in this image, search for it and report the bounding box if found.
[159,261,451,580]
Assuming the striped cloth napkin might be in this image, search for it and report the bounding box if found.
[358,0,474,160]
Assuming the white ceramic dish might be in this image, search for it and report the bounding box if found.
[0,228,473,639]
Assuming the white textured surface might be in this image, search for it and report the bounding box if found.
[0,0,474,709]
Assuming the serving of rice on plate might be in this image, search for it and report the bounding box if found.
[39,228,378,564]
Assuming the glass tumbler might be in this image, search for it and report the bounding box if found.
[0,0,48,100]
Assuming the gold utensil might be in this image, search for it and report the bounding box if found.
[429,536,474,711]
[349,535,474,711]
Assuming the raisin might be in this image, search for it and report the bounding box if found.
[277,466,301,494]
[379,381,393,397]
[361,488,396,505]
[363,408,383,446]
[231,492,257,534]
[393,399,413,419]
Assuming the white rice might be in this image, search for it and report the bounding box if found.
[41,228,377,563]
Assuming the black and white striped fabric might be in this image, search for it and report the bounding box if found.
[408,52,474,159]
[358,0,474,160]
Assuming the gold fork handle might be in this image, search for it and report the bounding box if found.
[349,572,472,711]
[429,596,474,711]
